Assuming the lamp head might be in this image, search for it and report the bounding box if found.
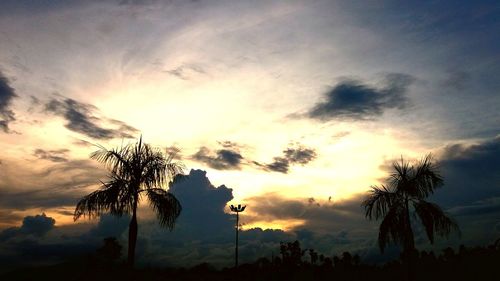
[229,204,246,212]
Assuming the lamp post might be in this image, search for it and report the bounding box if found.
[230,204,246,268]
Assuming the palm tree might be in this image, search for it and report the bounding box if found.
[74,137,184,267]
[362,154,459,255]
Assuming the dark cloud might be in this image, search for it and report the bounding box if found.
[259,157,289,173]
[192,141,317,173]
[448,197,500,217]
[432,136,500,208]
[283,146,317,164]
[0,0,80,15]
[0,213,129,271]
[33,148,69,163]
[0,71,17,133]
[376,136,500,246]
[256,144,317,174]
[192,143,244,170]
[306,73,414,121]
[169,169,234,236]
[44,97,139,139]
[19,213,55,236]
[85,214,130,239]
[0,213,55,241]
[0,159,105,211]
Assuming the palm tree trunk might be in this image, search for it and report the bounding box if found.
[404,198,415,281]
[404,206,415,252]
[127,199,138,267]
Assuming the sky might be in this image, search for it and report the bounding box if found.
[0,0,499,270]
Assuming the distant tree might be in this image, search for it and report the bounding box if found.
[280,240,305,267]
[97,237,122,263]
[362,154,459,254]
[74,137,184,267]
[309,249,318,265]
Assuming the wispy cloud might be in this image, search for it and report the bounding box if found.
[33,149,70,163]
[44,96,139,140]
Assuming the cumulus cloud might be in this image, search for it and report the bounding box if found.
[0,213,130,271]
[305,73,414,121]
[0,71,17,133]
[0,213,55,241]
[120,169,296,267]
[44,97,139,140]
[169,169,234,237]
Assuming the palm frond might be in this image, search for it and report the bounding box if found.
[413,200,460,243]
[390,156,412,193]
[378,204,405,252]
[166,161,186,181]
[146,188,182,230]
[410,154,444,199]
[90,144,132,177]
[73,178,132,221]
[362,185,399,220]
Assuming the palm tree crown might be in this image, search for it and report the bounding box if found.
[362,154,459,253]
[74,137,185,266]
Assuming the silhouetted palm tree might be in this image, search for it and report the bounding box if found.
[74,137,184,267]
[362,154,459,254]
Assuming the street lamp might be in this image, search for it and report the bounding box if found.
[229,204,246,268]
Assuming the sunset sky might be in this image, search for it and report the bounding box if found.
[0,0,499,269]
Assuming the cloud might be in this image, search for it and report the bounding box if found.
[305,73,414,121]
[255,143,317,174]
[0,159,105,212]
[192,141,317,173]
[432,136,500,208]
[164,64,206,80]
[441,70,471,90]
[33,148,69,163]
[0,213,130,271]
[44,97,139,140]
[169,169,234,236]
[0,71,17,133]
[123,169,295,267]
[85,214,130,239]
[448,197,500,217]
[244,193,370,235]
[0,213,55,241]
[376,136,500,246]
[192,146,244,170]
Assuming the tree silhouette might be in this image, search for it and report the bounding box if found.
[96,237,122,264]
[362,154,459,254]
[74,137,184,267]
